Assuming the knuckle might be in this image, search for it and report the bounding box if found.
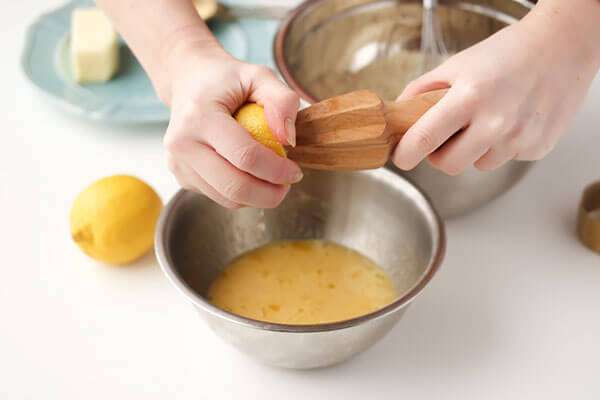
[271,162,290,183]
[412,128,437,154]
[263,188,286,209]
[222,179,251,203]
[180,102,208,127]
[281,90,300,108]
[476,114,510,144]
[232,143,261,171]
[163,132,186,154]
[248,64,273,80]
[487,114,510,136]
[458,82,482,106]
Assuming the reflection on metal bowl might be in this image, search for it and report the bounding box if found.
[274,0,534,217]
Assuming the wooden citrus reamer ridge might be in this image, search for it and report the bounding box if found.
[285,88,448,170]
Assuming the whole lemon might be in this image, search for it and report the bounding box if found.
[70,175,163,265]
[234,103,287,158]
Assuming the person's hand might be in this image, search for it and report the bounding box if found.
[392,10,599,175]
[162,47,302,209]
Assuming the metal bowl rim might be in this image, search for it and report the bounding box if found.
[273,0,322,104]
[273,0,533,105]
[155,168,446,333]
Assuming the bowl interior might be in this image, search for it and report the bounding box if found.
[278,0,530,102]
[161,169,443,321]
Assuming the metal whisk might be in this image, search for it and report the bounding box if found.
[417,0,449,74]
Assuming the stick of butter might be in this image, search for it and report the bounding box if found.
[193,0,219,20]
[70,8,120,83]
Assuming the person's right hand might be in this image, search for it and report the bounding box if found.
[391,1,600,174]
[162,47,303,209]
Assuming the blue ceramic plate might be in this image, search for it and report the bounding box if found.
[21,0,279,123]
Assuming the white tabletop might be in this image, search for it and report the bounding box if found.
[3,1,599,399]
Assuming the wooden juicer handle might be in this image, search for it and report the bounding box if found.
[286,88,448,170]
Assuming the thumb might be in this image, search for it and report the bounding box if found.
[249,66,300,147]
[396,64,452,101]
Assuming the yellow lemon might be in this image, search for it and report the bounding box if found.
[70,175,163,265]
[234,103,287,158]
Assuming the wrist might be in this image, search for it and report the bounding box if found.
[522,0,600,70]
[156,25,230,106]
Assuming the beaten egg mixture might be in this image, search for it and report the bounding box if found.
[206,240,398,324]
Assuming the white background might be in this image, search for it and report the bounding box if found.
[2,1,599,399]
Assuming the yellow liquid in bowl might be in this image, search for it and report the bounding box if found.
[206,240,398,324]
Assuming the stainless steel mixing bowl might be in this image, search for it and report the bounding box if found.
[274,0,535,217]
[156,169,445,369]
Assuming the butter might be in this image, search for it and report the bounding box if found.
[193,0,218,20]
[70,8,119,83]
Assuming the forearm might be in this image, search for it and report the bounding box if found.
[523,0,600,70]
[94,0,224,105]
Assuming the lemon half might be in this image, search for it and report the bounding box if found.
[235,103,287,158]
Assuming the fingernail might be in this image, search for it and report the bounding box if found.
[392,155,413,171]
[291,170,303,183]
[285,118,296,147]
[392,157,403,169]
